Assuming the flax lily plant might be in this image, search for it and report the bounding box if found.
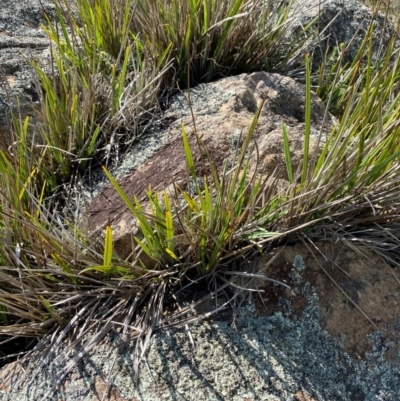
[13,0,311,197]
[1,0,400,386]
[102,99,279,276]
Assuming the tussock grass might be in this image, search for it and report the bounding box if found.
[15,0,311,197]
[1,0,400,390]
[131,0,312,86]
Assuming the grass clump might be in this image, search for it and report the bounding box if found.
[132,0,311,86]
[33,0,314,193]
[1,0,400,390]
[102,100,279,276]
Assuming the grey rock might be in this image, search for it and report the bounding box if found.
[0,0,56,137]
[287,0,399,73]
[1,254,399,401]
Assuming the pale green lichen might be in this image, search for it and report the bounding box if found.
[293,254,306,271]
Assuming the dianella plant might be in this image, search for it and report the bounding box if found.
[1,0,400,382]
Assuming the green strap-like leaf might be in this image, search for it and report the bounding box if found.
[282,121,293,184]
[103,225,113,267]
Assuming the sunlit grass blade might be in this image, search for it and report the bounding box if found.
[281,121,293,184]
[302,53,311,185]
[103,225,113,268]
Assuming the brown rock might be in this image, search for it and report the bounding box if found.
[295,388,318,401]
[88,72,334,260]
[254,241,400,363]
[0,361,22,393]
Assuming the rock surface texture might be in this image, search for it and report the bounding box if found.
[88,72,334,259]
[0,0,55,135]
[288,0,400,71]
[1,248,399,401]
[1,1,400,401]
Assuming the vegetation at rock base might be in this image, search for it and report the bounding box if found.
[1,0,400,387]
